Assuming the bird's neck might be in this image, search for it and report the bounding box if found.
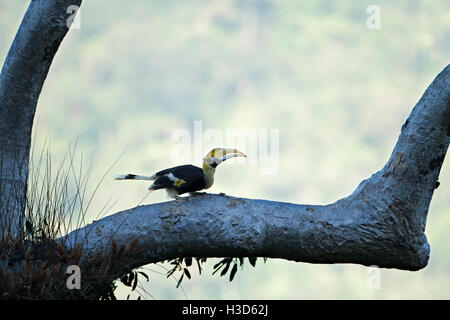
[202,161,216,189]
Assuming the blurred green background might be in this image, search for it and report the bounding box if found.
[1,0,449,299]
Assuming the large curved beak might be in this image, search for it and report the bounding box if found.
[216,148,247,162]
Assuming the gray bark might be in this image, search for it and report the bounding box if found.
[65,64,450,271]
[1,0,448,274]
[0,0,82,236]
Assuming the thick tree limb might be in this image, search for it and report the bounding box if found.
[65,64,450,271]
[0,1,82,235]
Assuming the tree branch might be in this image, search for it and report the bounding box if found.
[64,64,450,272]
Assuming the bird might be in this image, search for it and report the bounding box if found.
[115,148,246,199]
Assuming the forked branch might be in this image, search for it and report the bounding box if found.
[64,64,450,271]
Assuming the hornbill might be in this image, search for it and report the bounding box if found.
[115,148,246,198]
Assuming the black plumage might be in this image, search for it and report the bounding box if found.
[115,147,246,198]
[150,164,206,195]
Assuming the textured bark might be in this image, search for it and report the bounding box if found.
[64,64,450,271]
[0,0,82,236]
[0,1,448,275]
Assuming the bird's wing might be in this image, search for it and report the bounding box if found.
[150,165,205,193]
[154,165,195,178]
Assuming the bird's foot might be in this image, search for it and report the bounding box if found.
[175,195,190,201]
[189,192,207,197]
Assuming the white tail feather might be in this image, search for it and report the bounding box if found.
[115,174,157,180]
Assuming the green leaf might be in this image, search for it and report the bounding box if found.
[129,271,135,285]
[213,260,225,270]
[120,270,135,287]
[213,258,233,275]
[184,268,191,279]
[167,268,176,278]
[120,274,129,286]
[229,263,238,282]
[176,274,184,288]
[220,261,231,277]
[196,258,203,275]
[132,272,138,291]
[138,271,149,282]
